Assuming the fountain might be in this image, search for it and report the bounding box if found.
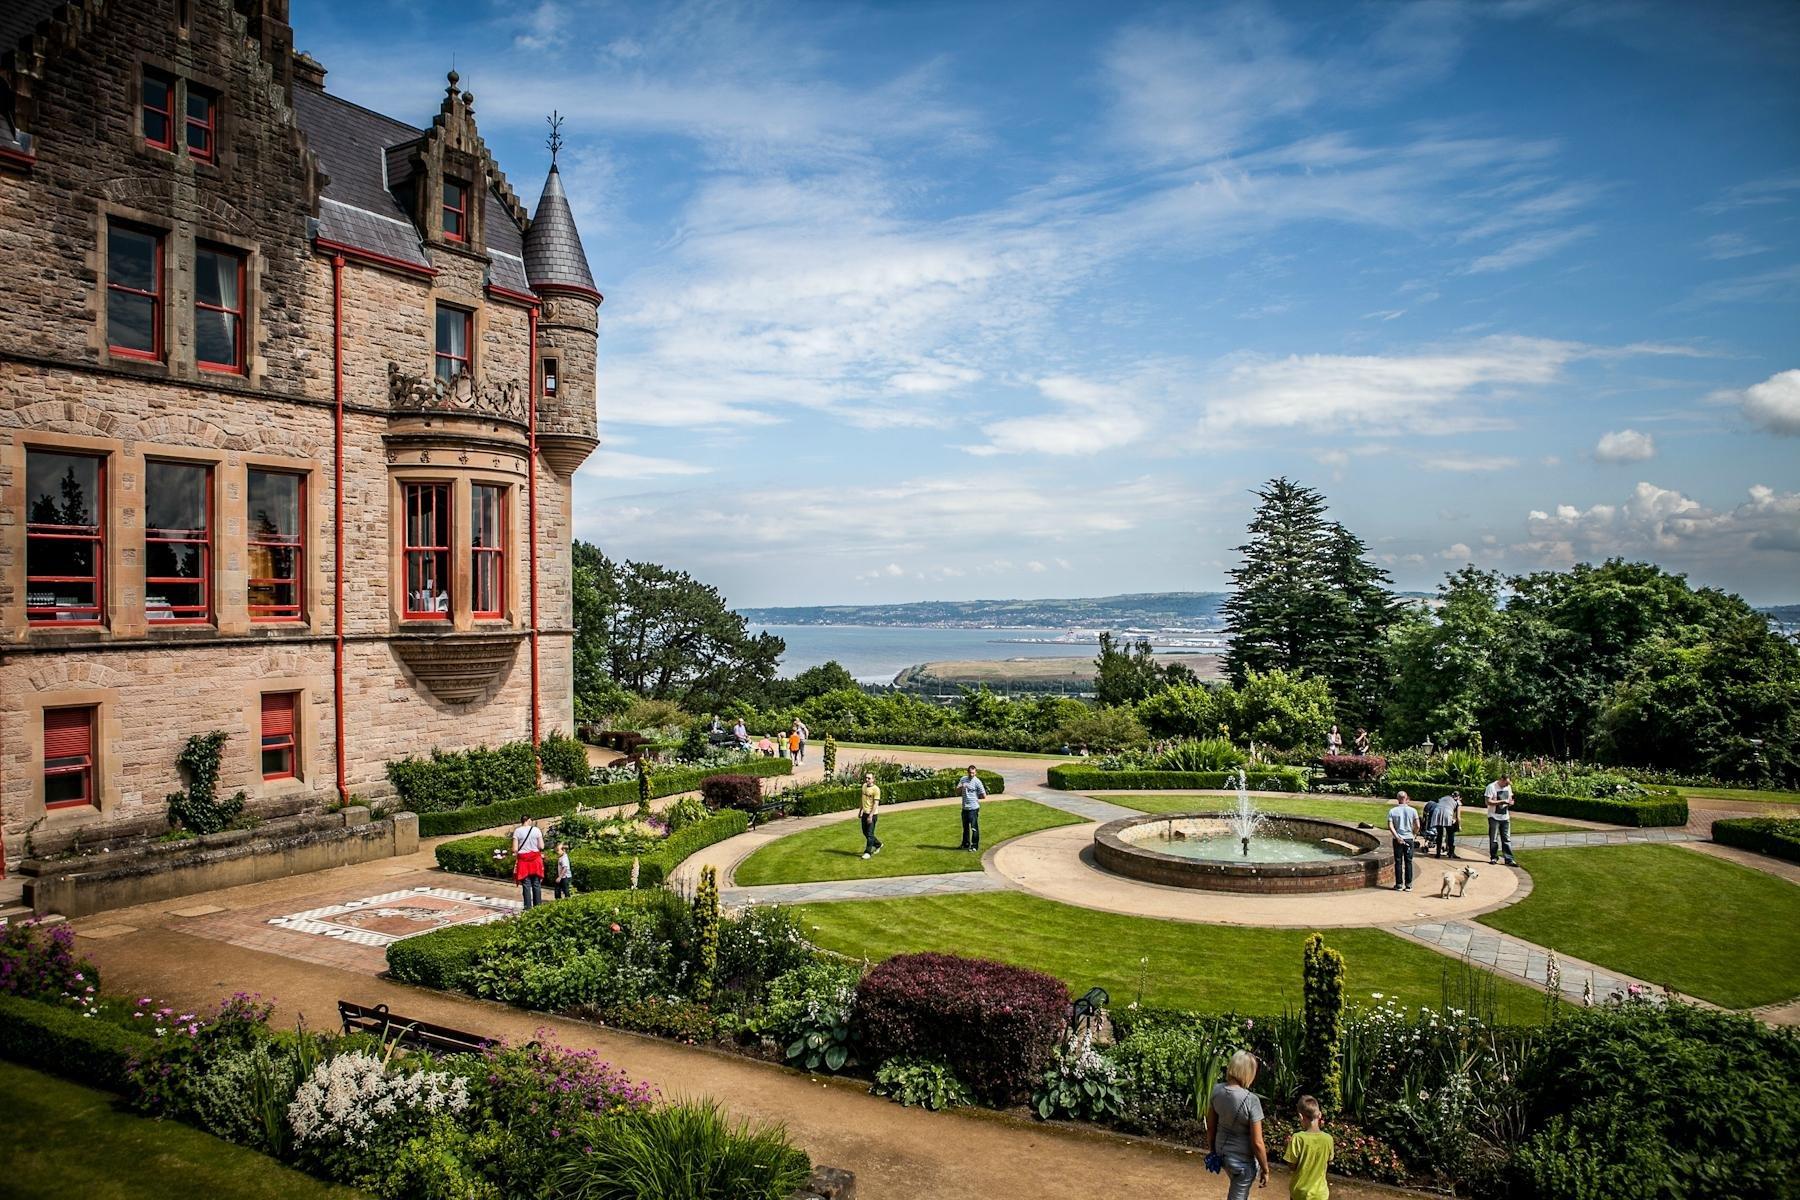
[1091,767,1394,893]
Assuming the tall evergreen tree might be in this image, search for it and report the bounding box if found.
[1319,521,1399,726]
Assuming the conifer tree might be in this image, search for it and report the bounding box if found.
[1222,478,1332,682]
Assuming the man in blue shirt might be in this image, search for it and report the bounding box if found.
[958,766,988,851]
[1387,792,1421,893]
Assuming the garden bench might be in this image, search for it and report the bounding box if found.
[337,1000,491,1055]
[1070,986,1109,1030]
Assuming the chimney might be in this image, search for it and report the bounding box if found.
[291,51,327,89]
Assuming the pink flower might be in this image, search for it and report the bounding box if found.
[609,923,622,933]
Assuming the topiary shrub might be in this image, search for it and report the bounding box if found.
[1300,932,1345,1113]
[700,774,763,812]
[692,865,720,1002]
[853,952,1068,1105]
[536,730,591,789]
[166,731,246,834]
[636,760,653,817]
[822,735,837,779]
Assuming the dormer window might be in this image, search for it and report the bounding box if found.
[443,179,468,243]
[142,70,176,151]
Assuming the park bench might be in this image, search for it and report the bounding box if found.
[338,1000,491,1055]
[1070,986,1109,1031]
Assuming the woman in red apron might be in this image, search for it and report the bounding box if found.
[512,816,545,909]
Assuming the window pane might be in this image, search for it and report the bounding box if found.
[108,226,157,292]
[186,91,210,121]
[45,772,88,807]
[195,247,238,308]
[26,452,99,527]
[146,580,203,615]
[261,747,291,776]
[107,292,156,353]
[147,540,203,579]
[195,310,239,366]
[472,486,500,547]
[146,461,208,534]
[436,308,466,358]
[27,536,96,578]
[248,472,300,538]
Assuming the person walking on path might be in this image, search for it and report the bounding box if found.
[1429,791,1463,859]
[1283,1095,1334,1200]
[511,816,545,909]
[552,841,573,901]
[957,766,987,852]
[1485,775,1517,866]
[1325,725,1343,757]
[858,773,884,860]
[1387,792,1420,893]
[792,719,809,764]
[1207,1049,1270,1199]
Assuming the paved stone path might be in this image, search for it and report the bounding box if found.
[1017,787,1139,823]
[1391,919,1650,1003]
[1506,828,1700,850]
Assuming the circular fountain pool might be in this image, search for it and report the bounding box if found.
[1092,813,1392,893]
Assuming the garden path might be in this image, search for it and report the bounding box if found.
[1388,919,1656,1005]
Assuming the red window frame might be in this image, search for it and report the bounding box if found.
[541,356,559,397]
[247,469,304,621]
[25,449,106,627]
[106,222,164,362]
[194,243,246,374]
[144,460,212,624]
[185,86,215,163]
[142,69,175,152]
[260,692,297,781]
[434,305,472,383]
[44,707,96,810]
[443,179,467,243]
[472,484,506,619]
[403,482,451,620]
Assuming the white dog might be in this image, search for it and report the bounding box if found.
[1439,865,1479,898]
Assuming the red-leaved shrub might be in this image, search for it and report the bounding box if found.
[700,774,763,811]
[853,952,1068,1104]
[1320,754,1387,782]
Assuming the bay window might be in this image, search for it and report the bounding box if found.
[25,449,105,625]
[404,483,451,619]
[247,469,304,620]
[434,305,472,383]
[106,222,163,360]
[194,244,246,372]
[472,484,506,618]
[260,692,297,780]
[44,707,97,810]
[145,460,211,623]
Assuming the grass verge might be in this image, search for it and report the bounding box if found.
[1478,843,1800,1009]
[734,799,1082,885]
[1109,793,1570,837]
[0,1060,369,1200]
[1679,785,1800,807]
[791,890,1545,1022]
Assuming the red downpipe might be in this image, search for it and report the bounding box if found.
[331,255,349,805]
[528,305,541,779]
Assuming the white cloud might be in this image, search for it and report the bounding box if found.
[578,449,713,480]
[1731,369,1800,436]
[966,374,1153,457]
[1516,482,1800,567]
[1593,429,1656,463]
[1698,231,1769,260]
[1465,224,1595,274]
[1438,542,1473,561]
[1422,452,1520,472]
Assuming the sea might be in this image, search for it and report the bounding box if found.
[753,624,1224,685]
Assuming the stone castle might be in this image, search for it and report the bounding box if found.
[0,0,599,869]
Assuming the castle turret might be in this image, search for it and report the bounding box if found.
[524,163,600,476]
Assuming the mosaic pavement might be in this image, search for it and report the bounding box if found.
[267,886,521,947]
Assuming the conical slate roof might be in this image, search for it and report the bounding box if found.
[524,164,597,294]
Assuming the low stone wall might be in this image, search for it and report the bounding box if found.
[23,809,419,918]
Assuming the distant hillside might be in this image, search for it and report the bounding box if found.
[740,592,1229,629]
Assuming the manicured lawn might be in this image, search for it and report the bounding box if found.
[791,891,1545,1022]
[1479,843,1800,1009]
[736,799,1081,885]
[1679,785,1800,807]
[838,742,1068,761]
[0,1060,369,1200]
[1110,792,1570,837]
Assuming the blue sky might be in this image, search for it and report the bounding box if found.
[293,0,1800,606]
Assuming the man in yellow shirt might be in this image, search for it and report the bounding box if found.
[1283,1095,1334,1200]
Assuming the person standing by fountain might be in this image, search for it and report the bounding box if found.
[1387,791,1421,892]
[1484,774,1517,866]
[957,765,988,851]
[1429,790,1463,859]
[1207,1050,1270,1199]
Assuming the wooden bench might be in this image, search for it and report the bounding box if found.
[337,1000,492,1055]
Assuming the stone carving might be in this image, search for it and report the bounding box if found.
[393,632,524,705]
[388,363,530,425]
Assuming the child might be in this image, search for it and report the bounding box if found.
[1284,1095,1334,1200]
[788,728,802,762]
[552,841,573,901]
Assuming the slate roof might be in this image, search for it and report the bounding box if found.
[0,0,61,67]
[485,189,532,294]
[524,164,597,294]
[292,82,432,270]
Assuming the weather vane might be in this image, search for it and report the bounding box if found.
[546,111,564,166]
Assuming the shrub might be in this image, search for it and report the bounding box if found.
[1318,754,1387,783]
[701,774,764,812]
[0,919,97,1003]
[551,1100,811,1200]
[415,758,791,836]
[1046,764,1308,792]
[1135,684,1222,740]
[1150,737,1245,772]
[854,952,1068,1104]
[1109,1016,1246,1117]
[1262,1113,1408,1184]
[1051,706,1147,752]
[289,1050,471,1181]
[602,996,722,1044]
[1712,816,1800,863]
[386,741,539,813]
[1032,1026,1127,1121]
[1300,933,1345,1113]
[692,865,720,1001]
[0,991,151,1090]
[872,1058,976,1110]
[166,730,247,834]
[764,960,862,1073]
[464,901,681,1012]
[386,921,510,990]
[1380,778,1687,827]
[664,793,709,833]
[619,696,691,732]
[434,810,750,892]
[788,769,1005,817]
[714,906,816,999]
[537,730,592,788]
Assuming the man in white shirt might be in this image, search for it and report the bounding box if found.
[1387,792,1421,892]
[1484,775,1517,866]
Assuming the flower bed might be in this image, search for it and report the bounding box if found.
[1712,816,1800,863]
[435,809,750,890]
[1380,777,1689,827]
[1045,764,1308,792]
[417,757,792,836]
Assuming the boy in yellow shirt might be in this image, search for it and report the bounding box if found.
[1284,1095,1333,1200]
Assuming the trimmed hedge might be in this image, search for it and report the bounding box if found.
[386,889,680,989]
[830,727,1049,753]
[387,740,539,813]
[1045,764,1309,793]
[1712,817,1800,863]
[853,952,1068,1105]
[1381,778,1689,828]
[417,757,793,836]
[0,993,155,1091]
[701,774,763,812]
[436,809,750,891]
[789,770,1005,818]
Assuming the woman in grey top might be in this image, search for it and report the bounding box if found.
[1207,1049,1270,1197]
